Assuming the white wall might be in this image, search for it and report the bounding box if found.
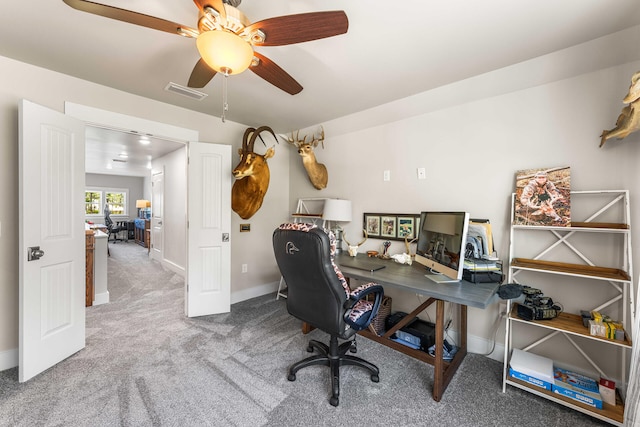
[85,173,145,219]
[152,147,187,272]
[288,37,640,364]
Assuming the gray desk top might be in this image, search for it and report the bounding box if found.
[336,253,500,309]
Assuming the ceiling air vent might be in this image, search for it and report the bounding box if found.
[112,158,127,163]
[164,82,208,101]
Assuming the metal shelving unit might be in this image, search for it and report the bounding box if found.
[502,190,634,426]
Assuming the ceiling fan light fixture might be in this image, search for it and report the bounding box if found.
[196,30,253,75]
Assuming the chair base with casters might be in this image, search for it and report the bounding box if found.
[288,334,379,407]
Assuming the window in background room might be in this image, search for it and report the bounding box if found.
[106,191,126,215]
[85,191,102,215]
[85,187,129,217]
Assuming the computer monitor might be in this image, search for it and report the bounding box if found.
[415,211,470,283]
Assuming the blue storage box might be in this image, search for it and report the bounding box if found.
[552,367,603,409]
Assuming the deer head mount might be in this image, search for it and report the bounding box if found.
[343,229,368,257]
[231,126,278,219]
[284,126,328,190]
[600,70,640,147]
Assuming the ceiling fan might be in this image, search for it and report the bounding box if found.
[62,0,349,95]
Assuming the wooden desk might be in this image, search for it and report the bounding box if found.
[335,253,500,402]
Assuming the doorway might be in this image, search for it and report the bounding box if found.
[65,102,194,306]
[65,101,232,318]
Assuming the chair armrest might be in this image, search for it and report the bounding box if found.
[349,282,384,302]
[343,283,384,331]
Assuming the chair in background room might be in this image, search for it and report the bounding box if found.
[104,206,125,244]
[272,222,384,406]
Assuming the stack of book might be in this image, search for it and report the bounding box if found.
[463,258,503,283]
[463,258,501,272]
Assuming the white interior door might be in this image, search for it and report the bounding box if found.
[187,142,231,317]
[151,169,164,260]
[19,99,85,382]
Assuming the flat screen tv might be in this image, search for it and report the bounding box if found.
[415,211,470,283]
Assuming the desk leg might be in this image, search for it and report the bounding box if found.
[301,322,315,334]
[433,299,445,401]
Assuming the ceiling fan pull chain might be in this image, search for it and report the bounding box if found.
[221,70,230,123]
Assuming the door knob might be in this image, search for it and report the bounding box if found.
[28,246,45,261]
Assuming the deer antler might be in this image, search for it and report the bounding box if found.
[404,236,418,256]
[284,126,325,149]
[343,229,368,247]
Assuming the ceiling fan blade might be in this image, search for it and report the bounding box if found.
[192,0,226,21]
[188,58,217,88]
[250,52,302,95]
[63,0,198,36]
[245,11,348,46]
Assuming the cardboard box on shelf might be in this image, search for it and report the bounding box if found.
[552,367,603,409]
[509,349,554,391]
[599,378,616,406]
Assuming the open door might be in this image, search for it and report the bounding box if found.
[151,168,164,260]
[187,142,231,317]
[19,100,86,382]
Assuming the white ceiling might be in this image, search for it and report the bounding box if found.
[2,0,640,176]
[85,126,184,177]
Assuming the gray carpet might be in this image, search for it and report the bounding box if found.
[0,241,609,426]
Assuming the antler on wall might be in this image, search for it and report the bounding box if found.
[600,70,640,147]
[283,126,328,190]
[231,126,278,219]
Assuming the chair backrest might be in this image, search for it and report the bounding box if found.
[104,206,114,229]
[273,223,350,336]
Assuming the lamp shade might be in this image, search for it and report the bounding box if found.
[323,199,352,222]
[196,30,253,75]
[136,199,149,209]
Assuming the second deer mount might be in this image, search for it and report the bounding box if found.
[283,127,328,190]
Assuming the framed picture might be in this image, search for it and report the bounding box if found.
[380,216,397,238]
[363,213,421,241]
[397,216,415,239]
[514,166,571,227]
[365,215,380,236]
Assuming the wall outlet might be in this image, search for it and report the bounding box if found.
[383,170,391,181]
[241,264,248,273]
[417,168,426,180]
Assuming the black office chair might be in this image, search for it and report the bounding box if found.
[104,207,125,243]
[273,222,384,406]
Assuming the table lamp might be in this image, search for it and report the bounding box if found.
[323,199,352,254]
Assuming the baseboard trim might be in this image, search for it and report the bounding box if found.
[0,348,18,371]
[231,281,279,304]
[161,259,185,277]
[93,291,110,306]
